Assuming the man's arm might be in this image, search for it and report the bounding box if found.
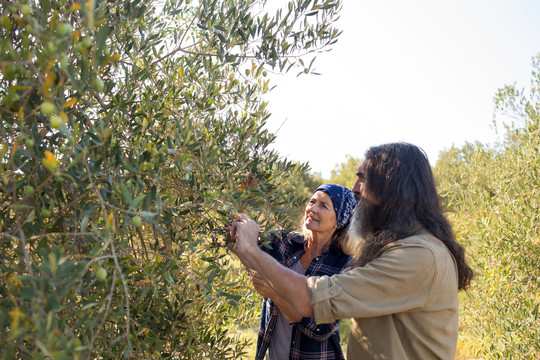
[230,214,314,318]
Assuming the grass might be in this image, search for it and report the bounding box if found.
[338,318,350,355]
[235,326,258,359]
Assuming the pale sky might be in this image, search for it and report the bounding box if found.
[263,0,540,178]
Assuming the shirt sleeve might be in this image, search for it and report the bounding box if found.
[306,242,437,324]
[294,316,341,341]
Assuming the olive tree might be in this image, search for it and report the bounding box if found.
[0,0,343,358]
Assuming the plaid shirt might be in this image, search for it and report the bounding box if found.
[255,231,354,360]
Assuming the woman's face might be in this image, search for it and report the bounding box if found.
[304,191,337,234]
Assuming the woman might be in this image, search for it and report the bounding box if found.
[251,184,356,360]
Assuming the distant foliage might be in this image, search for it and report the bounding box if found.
[0,0,343,358]
[328,154,361,189]
[434,54,540,359]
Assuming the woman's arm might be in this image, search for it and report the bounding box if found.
[252,271,341,340]
[251,271,303,322]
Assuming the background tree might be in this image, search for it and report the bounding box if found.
[0,0,343,358]
[328,154,361,188]
[434,54,540,359]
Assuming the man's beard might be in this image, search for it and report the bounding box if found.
[346,198,367,256]
[347,203,364,242]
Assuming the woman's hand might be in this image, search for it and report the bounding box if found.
[251,270,305,323]
[250,270,277,299]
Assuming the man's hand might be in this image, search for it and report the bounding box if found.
[230,213,260,254]
[222,213,261,270]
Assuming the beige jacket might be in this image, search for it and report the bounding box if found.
[307,233,459,359]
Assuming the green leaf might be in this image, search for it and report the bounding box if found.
[9,204,32,210]
[141,211,157,218]
[130,194,146,209]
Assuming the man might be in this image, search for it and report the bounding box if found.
[230,143,473,359]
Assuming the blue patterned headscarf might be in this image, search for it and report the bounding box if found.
[313,184,357,230]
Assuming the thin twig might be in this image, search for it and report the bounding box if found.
[85,271,117,360]
[83,157,132,348]
[26,232,94,241]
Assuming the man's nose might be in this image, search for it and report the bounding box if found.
[352,181,360,194]
[352,183,362,201]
